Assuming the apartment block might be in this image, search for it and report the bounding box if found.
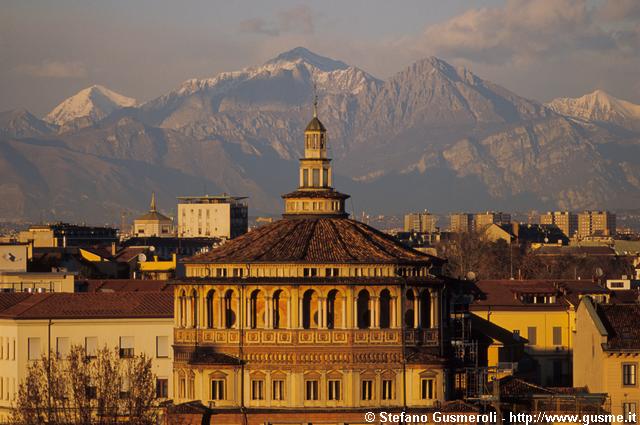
[577,211,616,238]
[403,211,437,233]
[449,213,474,233]
[539,211,578,238]
[177,195,248,239]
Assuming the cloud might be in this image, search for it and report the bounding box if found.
[239,4,314,37]
[238,18,280,36]
[16,60,87,78]
[278,5,314,34]
[419,0,637,66]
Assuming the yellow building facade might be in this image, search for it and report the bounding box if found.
[574,298,640,420]
[471,280,609,386]
[0,292,174,422]
[173,106,454,424]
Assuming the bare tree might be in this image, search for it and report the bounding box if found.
[11,344,158,425]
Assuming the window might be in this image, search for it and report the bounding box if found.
[361,380,373,401]
[305,380,319,401]
[156,336,169,358]
[312,169,320,186]
[211,379,225,401]
[624,402,637,423]
[28,338,40,361]
[328,380,341,401]
[119,336,134,358]
[623,364,637,386]
[553,327,562,346]
[382,379,394,400]
[527,327,537,345]
[325,268,339,277]
[272,379,285,401]
[86,386,97,399]
[421,378,434,400]
[303,268,318,277]
[56,337,70,359]
[251,379,264,400]
[156,378,169,399]
[85,337,97,358]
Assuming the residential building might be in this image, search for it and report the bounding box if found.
[475,211,512,228]
[0,291,174,421]
[470,279,610,386]
[577,211,616,239]
[133,193,174,237]
[540,211,578,238]
[574,298,640,421]
[18,223,118,248]
[177,195,248,239]
[0,243,75,293]
[449,213,474,233]
[171,106,456,423]
[404,211,437,233]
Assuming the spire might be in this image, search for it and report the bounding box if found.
[150,192,157,212]
[313,83,318,118]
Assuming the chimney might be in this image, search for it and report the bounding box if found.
[111,241,117,256]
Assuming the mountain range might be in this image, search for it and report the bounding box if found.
[1,47,639,223]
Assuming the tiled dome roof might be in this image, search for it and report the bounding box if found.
[185,217,439,264]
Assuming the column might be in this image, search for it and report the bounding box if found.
[317,297,324,328]
[353,299,359,329]
[322,297,328,328]
[390,296,397,328]
[341,297,347,329]
[430,289,439,328]
[286,297,292,329]
[265,296,271,329]
[218,296,224,329]
[371,296,379,328]
[413,295,419,329]
[298,298,304,329]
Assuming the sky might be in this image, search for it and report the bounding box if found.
[2,0,640,116]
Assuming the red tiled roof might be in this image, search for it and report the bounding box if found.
[471,279,607,311]
[0,292,32,314]
[184,217,440,264]
[0,292,173,320]
[78,279,172,292]
[597,303,640,350]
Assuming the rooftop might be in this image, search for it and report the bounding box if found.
[183,217,441,265]
[471,279,609,311]
[597,303,640,350]
[0,291,173,320]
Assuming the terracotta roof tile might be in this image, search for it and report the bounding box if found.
[77,279,172,292]
[0,292,173,320]
[471,279,608,311]
[597,303,640,350]
[185,217,440,264]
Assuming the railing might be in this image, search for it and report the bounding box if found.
[174,327,440,346]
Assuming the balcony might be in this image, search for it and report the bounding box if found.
[174,327,439,347]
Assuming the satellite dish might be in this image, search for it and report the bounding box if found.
[138,253,147,262]
[544,237,549,243]
[466,271,477,281]
[149,246,156,252]
[595,267,604,277]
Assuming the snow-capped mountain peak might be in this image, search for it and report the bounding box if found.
[263,46,349,72]
[547,89,640,124]
[45,84,137,126]
[162,47,381,100]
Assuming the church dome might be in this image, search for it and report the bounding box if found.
[185,217,438,265]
